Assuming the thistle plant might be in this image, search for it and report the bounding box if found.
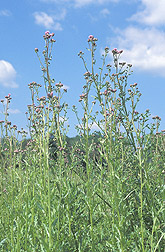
[0,32,164,252]
[73,34,164,251]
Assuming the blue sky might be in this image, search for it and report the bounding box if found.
[0,0,165,137]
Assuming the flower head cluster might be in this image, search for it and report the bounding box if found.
[84,71,91,78]
[88,35,98,43]
[28,82,41,88]
[130,83,137,87]
[5,93,12,101]
[55,83,63,88]
[43,31,55,40]
[37,96,46,101]
[47,92,53,99]
[112,48,123,55]
[79,93,87,99]
[152,115,161,120]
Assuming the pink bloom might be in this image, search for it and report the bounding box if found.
[88,35,94,39]
[47,92,53,98]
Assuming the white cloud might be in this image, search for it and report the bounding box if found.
[0,9,12,17]
[8,108,21,114]
[0,60,18,88]
[129,0,165,26]
[107,0,165,77]
[33,11,66,30]
[100,8,110,17]
[111,26,165,76]
[34,12,54,28]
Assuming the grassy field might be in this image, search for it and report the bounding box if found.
[0,32,164,251]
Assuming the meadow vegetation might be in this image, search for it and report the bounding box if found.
[0,31,164,251]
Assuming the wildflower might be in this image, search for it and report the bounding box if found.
[78,51,84,57]
[42,67,46,72]
[130,83,137,87]
[55,82,63,88]
[55,105,61,109]
[88,35,94,41]
[43,31,51,39]
[36,108,41,113]
[58,146,64,151]
[79,93,87,99]
[155,115,161,120]
[111,89,117,93]
[88,35,98,42]
[105,47,109,53]
[47,92,53,98]
[35,48,38,53]
[5,94,11,100]
[84,71,91,77]
[39,96,46,101]
[104,90,108,95]
[112,48,117,54]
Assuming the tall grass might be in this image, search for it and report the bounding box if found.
[0,32,164,251]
